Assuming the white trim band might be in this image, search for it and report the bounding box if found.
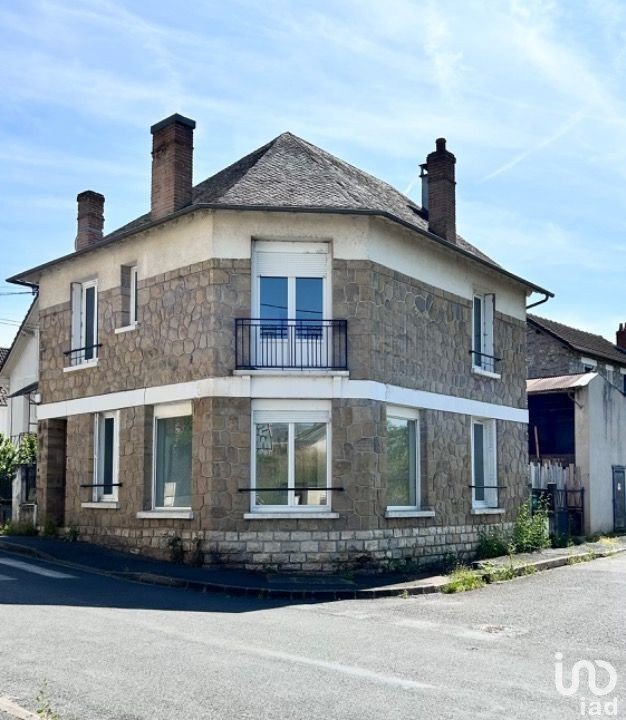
[38,376,529,424]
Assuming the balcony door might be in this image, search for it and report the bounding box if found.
[253,241,329,369]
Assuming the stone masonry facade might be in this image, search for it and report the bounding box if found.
[58,397,525,572]
[39,257,526,409]
[37,248,529,573]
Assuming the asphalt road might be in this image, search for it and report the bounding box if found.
[0,549,625,720]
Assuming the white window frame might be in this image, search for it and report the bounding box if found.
[70,279,98,366]
[472,292,496,375]
[252,241,331,320]
[93,411,119,502]
[129,265,138,325]
[250,399,332,514]
[385,405,421,512]
[151,402,193,511]
[471,417,498,509]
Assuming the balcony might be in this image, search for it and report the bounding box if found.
[235,319,348,371]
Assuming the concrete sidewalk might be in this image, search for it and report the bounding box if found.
[1,534,624,600]
[0,536,448,599]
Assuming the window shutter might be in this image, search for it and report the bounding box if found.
[484,293,496,361]
[70,282,82,354]
[485,421,497,506]
[93,414,100,501]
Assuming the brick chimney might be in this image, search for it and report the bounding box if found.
[75,190,105,251]
[150,114,196,221]
[617,323,626,350]
[423,138,456,243]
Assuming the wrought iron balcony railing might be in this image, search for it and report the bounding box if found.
[235,318,348,371]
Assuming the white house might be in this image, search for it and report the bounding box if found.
[0,298,39,522]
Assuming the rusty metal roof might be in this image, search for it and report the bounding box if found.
[527,373,596,394]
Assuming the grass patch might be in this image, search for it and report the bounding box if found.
[442,567,486,594]
[567,551,595,565]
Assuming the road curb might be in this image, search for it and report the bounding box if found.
[1,539,623,600]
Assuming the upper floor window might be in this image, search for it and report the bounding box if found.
[70,280,98,366]
[386,407,421,511]
[119,264,138,328]
[472,293,497,374]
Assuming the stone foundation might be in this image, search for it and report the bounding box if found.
[74,522,514,574]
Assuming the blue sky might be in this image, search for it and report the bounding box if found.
[1,0,625,347]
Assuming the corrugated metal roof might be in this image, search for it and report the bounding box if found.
[527,373,596,393]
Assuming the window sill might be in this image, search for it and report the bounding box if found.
[63,360,98,373]
[136,510,194,520]
[471,366,501,380]
[233,370,349,377]
[114,323,139,335]
[385,509,435,519]
[81,501,119,510]
[244,512,340,520]
[471,507,505,515]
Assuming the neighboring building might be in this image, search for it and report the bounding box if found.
[527,316,626,535]
[528,314,626,389]
[0,347,9,438]
[0,299,39,524]
[8,116,550,571]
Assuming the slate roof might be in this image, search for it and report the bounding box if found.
[8,132,552,296]
[529,315,626,366]
[110,132,494,263]
[0,348,8,370]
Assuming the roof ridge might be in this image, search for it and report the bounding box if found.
[529,313,608,338]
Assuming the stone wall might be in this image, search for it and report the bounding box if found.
[38,258,250,404]
[37,418,67,526]
[527,324,626,386]
[334,259,527,408]
[61,398,528,572]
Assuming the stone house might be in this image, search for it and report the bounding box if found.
[8,115,551,572]
[0,299,39,524]
[527,315,626,536]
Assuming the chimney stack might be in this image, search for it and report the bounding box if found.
[75,190,105,251]
[423,137,456,243]
[617,323,626,350]
[150,113,196,221]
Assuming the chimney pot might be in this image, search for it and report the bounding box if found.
[75,190,104,251]
[150,113,196,220]
[424,138,456,243]
[617,322,626,350]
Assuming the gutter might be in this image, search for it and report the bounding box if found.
[526,291,552,311]
[6,204,553,298]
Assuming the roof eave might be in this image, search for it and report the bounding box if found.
[7,204,553,297]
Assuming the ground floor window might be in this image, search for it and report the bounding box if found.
[94,412,118,501]
[386,406,420,509]
[252,401,331,511]
[153,403,192,509]
[471,418,498,508]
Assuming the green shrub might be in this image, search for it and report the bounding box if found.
[0,520,38,536]
[65,525,80,543]
[166,534,184,564]
[550,532,573,549]
[42,519,58,537]
[512,501,550,553]
[442,567,485,594]
[477,526,510,559]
